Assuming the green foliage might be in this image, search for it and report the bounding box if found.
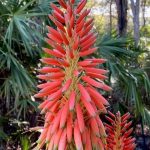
[141,25,150,38]
[0,117,8,141]
[0,1,58,148]
[1,0,45,56]
[0,130,8,141]
[97,33,150,125]
[0,0,58,119]
[20,136,31,150]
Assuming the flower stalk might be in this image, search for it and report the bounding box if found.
[105,111,136,150]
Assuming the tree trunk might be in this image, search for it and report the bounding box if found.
[141,0,146,27]
[115,0,128,37]
[0,98,6,150]
[130,0,140,47]
[109,0,113,32]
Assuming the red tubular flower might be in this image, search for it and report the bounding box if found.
[105,111,136,150]
[36,0,111,149]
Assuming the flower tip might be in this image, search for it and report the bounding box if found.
[45,140,50,144]
[40,110,45,115]
[46,25,49,28]
[48,14,54,21]
[37,140,42,144]
[103,85,112,91]
[37,69,40,72]
[46,26,51,32]
[105,101,110,106]
[36,75,40,78]
[34,94,39,98]
[50,2,53,6]
[103,59,107,62]
[109,87,113,91]
[42,48,46,52]
[46,33,49,37]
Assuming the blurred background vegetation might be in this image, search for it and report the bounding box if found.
[0,0,150,149]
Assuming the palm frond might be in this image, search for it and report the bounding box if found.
[0,47,35,98]
[0,130,8,141]
[15,98,39,119]
[97,34,150,125]
[97,34,134,59]
[2,0,49,57]
[37,0,57,13]
[143,108,150,126]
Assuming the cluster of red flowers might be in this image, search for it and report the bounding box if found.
[35,0,136,150]
[105,111,136,150]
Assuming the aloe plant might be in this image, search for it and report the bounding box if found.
[35,0,112,149]
[105,111,136,150]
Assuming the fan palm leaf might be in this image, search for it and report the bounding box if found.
[97,34,150,126]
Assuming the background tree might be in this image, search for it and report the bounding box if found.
[130,0,140,47]
[115,0,128,36]
[141,0,146,27]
